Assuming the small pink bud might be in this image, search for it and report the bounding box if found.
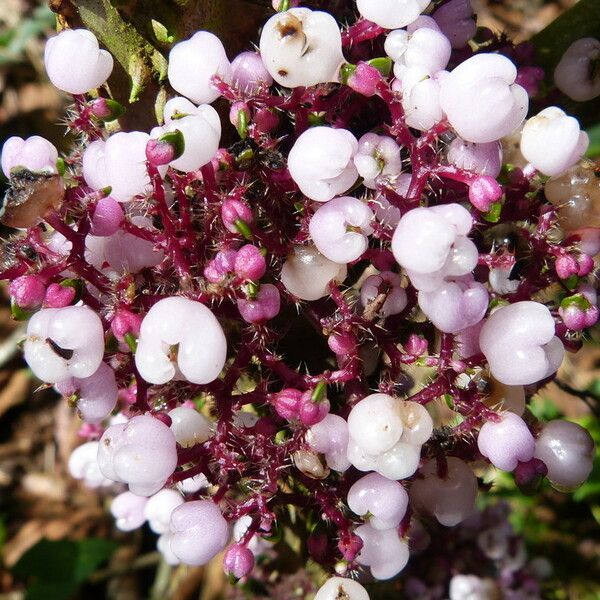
[273,388,303,421]
[237,283,280,323]
[234,245,266,280]
[559,304,587,330]
[91,197,124,236]
[468,176,502,212]
[111,309,142,340]
[555,254,579,279]
[328,332,356,356]
[405,334,428,357]
[514,457,547,494]
[221,199,253,233]
[204,249,238,283]
[44,283,76,308]
[584,305,599,328]
[223,544,255,579]
[348,62,383,98]
[89,97,124,121]
[145,129,184,167]
[576,254,594,277]
[347,62,382,97]
[299,393,330,426]
[9,275,46,309]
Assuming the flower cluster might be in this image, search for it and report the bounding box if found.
[1,0,598,596]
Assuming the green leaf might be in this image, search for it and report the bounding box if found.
[13,537,117,595]
[72,538,118,583]
[586,122,600,158]
[13,540,79,583]
[531,0,600,126]
[26,581,78,600]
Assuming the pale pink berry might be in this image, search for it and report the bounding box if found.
[168,32,232,104]
[169,500,229,565]
[478,412,535,472]
[44,30,113,95]
[1,136,58,177]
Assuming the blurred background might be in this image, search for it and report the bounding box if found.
[0,1,598,599]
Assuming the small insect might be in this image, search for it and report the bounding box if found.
[1,168,65,229]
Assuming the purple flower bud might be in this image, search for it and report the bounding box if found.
[90,97,125,121]
[559,294,598,330]
[576,253,594,276]
[223,543,255,579]
[468,176,503,212]
[514,458,547,494]
[145,129,185,167]
[204,249,238,283]
[299,392,330,426]
[405,334,428,357]
[91,197,124,236]
[584,305,599,327]
[273,388,303,421]
[555,254,579,279]
[111,309,142,340]
[231,51,273,94]
[44,283,76,308]
[347,62,382,97]
[328,332,356,356]
[559,303,587,330]
[234,245,266,280]
[9,275,46,309]
[237,283,281,323]
[221,199,253,234]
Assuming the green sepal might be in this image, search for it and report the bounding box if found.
[560,293,591,311]
[10,299,32,321]
[237,109,249,140]
[158,129,185,160]
[94,99,125,122]
[234,219,253,241]
[123,332,138,353]
[367,57,393,77]
[245,281,260,300]
[307,112,327,127]
[338,63,355,85]
[482,202,503,223]
[311,380,327,403]
[56,158,66,176]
